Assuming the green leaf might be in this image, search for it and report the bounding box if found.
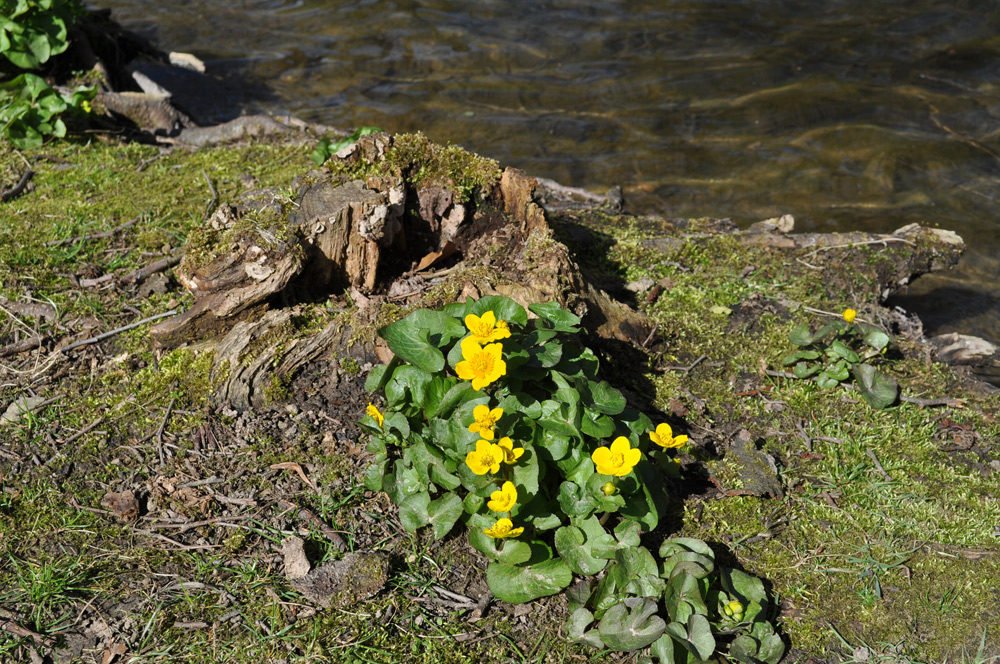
[365,359,398,392]
[468,295,528,327]
[597,598,667,651]
[828,339,860,363]
[792,361,820,379]
[581,407,615,438]
[782,350,820,365]
[659,537,716,561]
[426,493,462,539]
[500,390,542,419]
[722,568,768,606]
[557,481,597,518]
[555,525,609,575]
[527,338,563,368]
[537,398,580,438]
[816,372,840,389]
[486,558,572,604]
[564,608,604,649]
[421,375,455,419]
[529,301,581,332]
[379,309,464,373]
[385,365,434,408]
[536,424,571,460]
[398,491,430,532]
[788,324,814,347]
[852,363,899,410]
[430,380,476,419]
[856,322,891,351]
[649,633,679,663]
[664,614,715,662]
[586,380,627,415]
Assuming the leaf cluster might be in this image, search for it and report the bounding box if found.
[309,126,383,165]
[0,0,81,70]
[362,295,784,661]
[782,317,898,409]
[0,72,92,148]
[0,0,92,148]
[565,537,783,663]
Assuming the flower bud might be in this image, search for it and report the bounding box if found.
[601,482,617,496]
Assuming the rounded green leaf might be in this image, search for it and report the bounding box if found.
[597,598,667,651]
[486,558,573,604]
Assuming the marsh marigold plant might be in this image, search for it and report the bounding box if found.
[360,295,785,664]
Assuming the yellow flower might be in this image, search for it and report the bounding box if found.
[496,436,524,464]
[465,311,512,344]
[649,423,688,449]
[468,404,503,440]
[466,440,502,475]
[366,402,384,429]
[591,436,641,477]
[483,517,523,539]
[80,100,92,114]
[487,481,517,513]
[455,337,506,391]
[843,308,857,323]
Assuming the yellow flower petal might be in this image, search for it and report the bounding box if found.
[466,440,502,475]
[468,404,504,439]
[455,338,506,391]
[496,436,524,464]
[366,403,384,429]
[592,436,640,477]
[483,517,523,539]
[843,308,857,323]
[487,481,518,513]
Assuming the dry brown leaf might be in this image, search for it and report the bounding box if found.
[270,462,317,491]
[101,641,128,664]
[100,490,140,522]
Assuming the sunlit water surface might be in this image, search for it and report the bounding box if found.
[94,0,1000,347]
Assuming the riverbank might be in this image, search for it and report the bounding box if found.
[1,130,998,663]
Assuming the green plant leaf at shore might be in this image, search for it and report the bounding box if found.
[852,363,899,410]
[486,558,573,603]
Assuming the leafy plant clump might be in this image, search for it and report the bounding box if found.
[361,295,784,663]
[781,308,899,409]
[310,125,383,165]
[0,0,94,148]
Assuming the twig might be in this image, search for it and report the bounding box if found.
[0,616,52,647]
[900,394,964,407]
[133,529,221,550]
[120,254,181,285]
[79,274,115,288]
[176,475,223,489]
[201,169,218,222]
[60,308,178,353]
[143,514,249,531]
[802,237,915,259]
[641,324,659,348]
[0,169,34,202]
[156,396,176,446]
[276,499,347,551]
[794,418,812,452]
[61,414,106,445]
[45,217,138,247]
[663,354,706,373]
[0,336,44,358]
[866,449,892,482]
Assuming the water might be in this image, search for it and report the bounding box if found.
[93,0,1000,346]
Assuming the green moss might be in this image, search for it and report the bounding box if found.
[325,131,502,203]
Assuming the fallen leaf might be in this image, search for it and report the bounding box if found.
[101,641,128,664]
[101,490,140,521]
[270,462,317,491]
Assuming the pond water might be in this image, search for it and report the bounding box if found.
[93,0,1000,348]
